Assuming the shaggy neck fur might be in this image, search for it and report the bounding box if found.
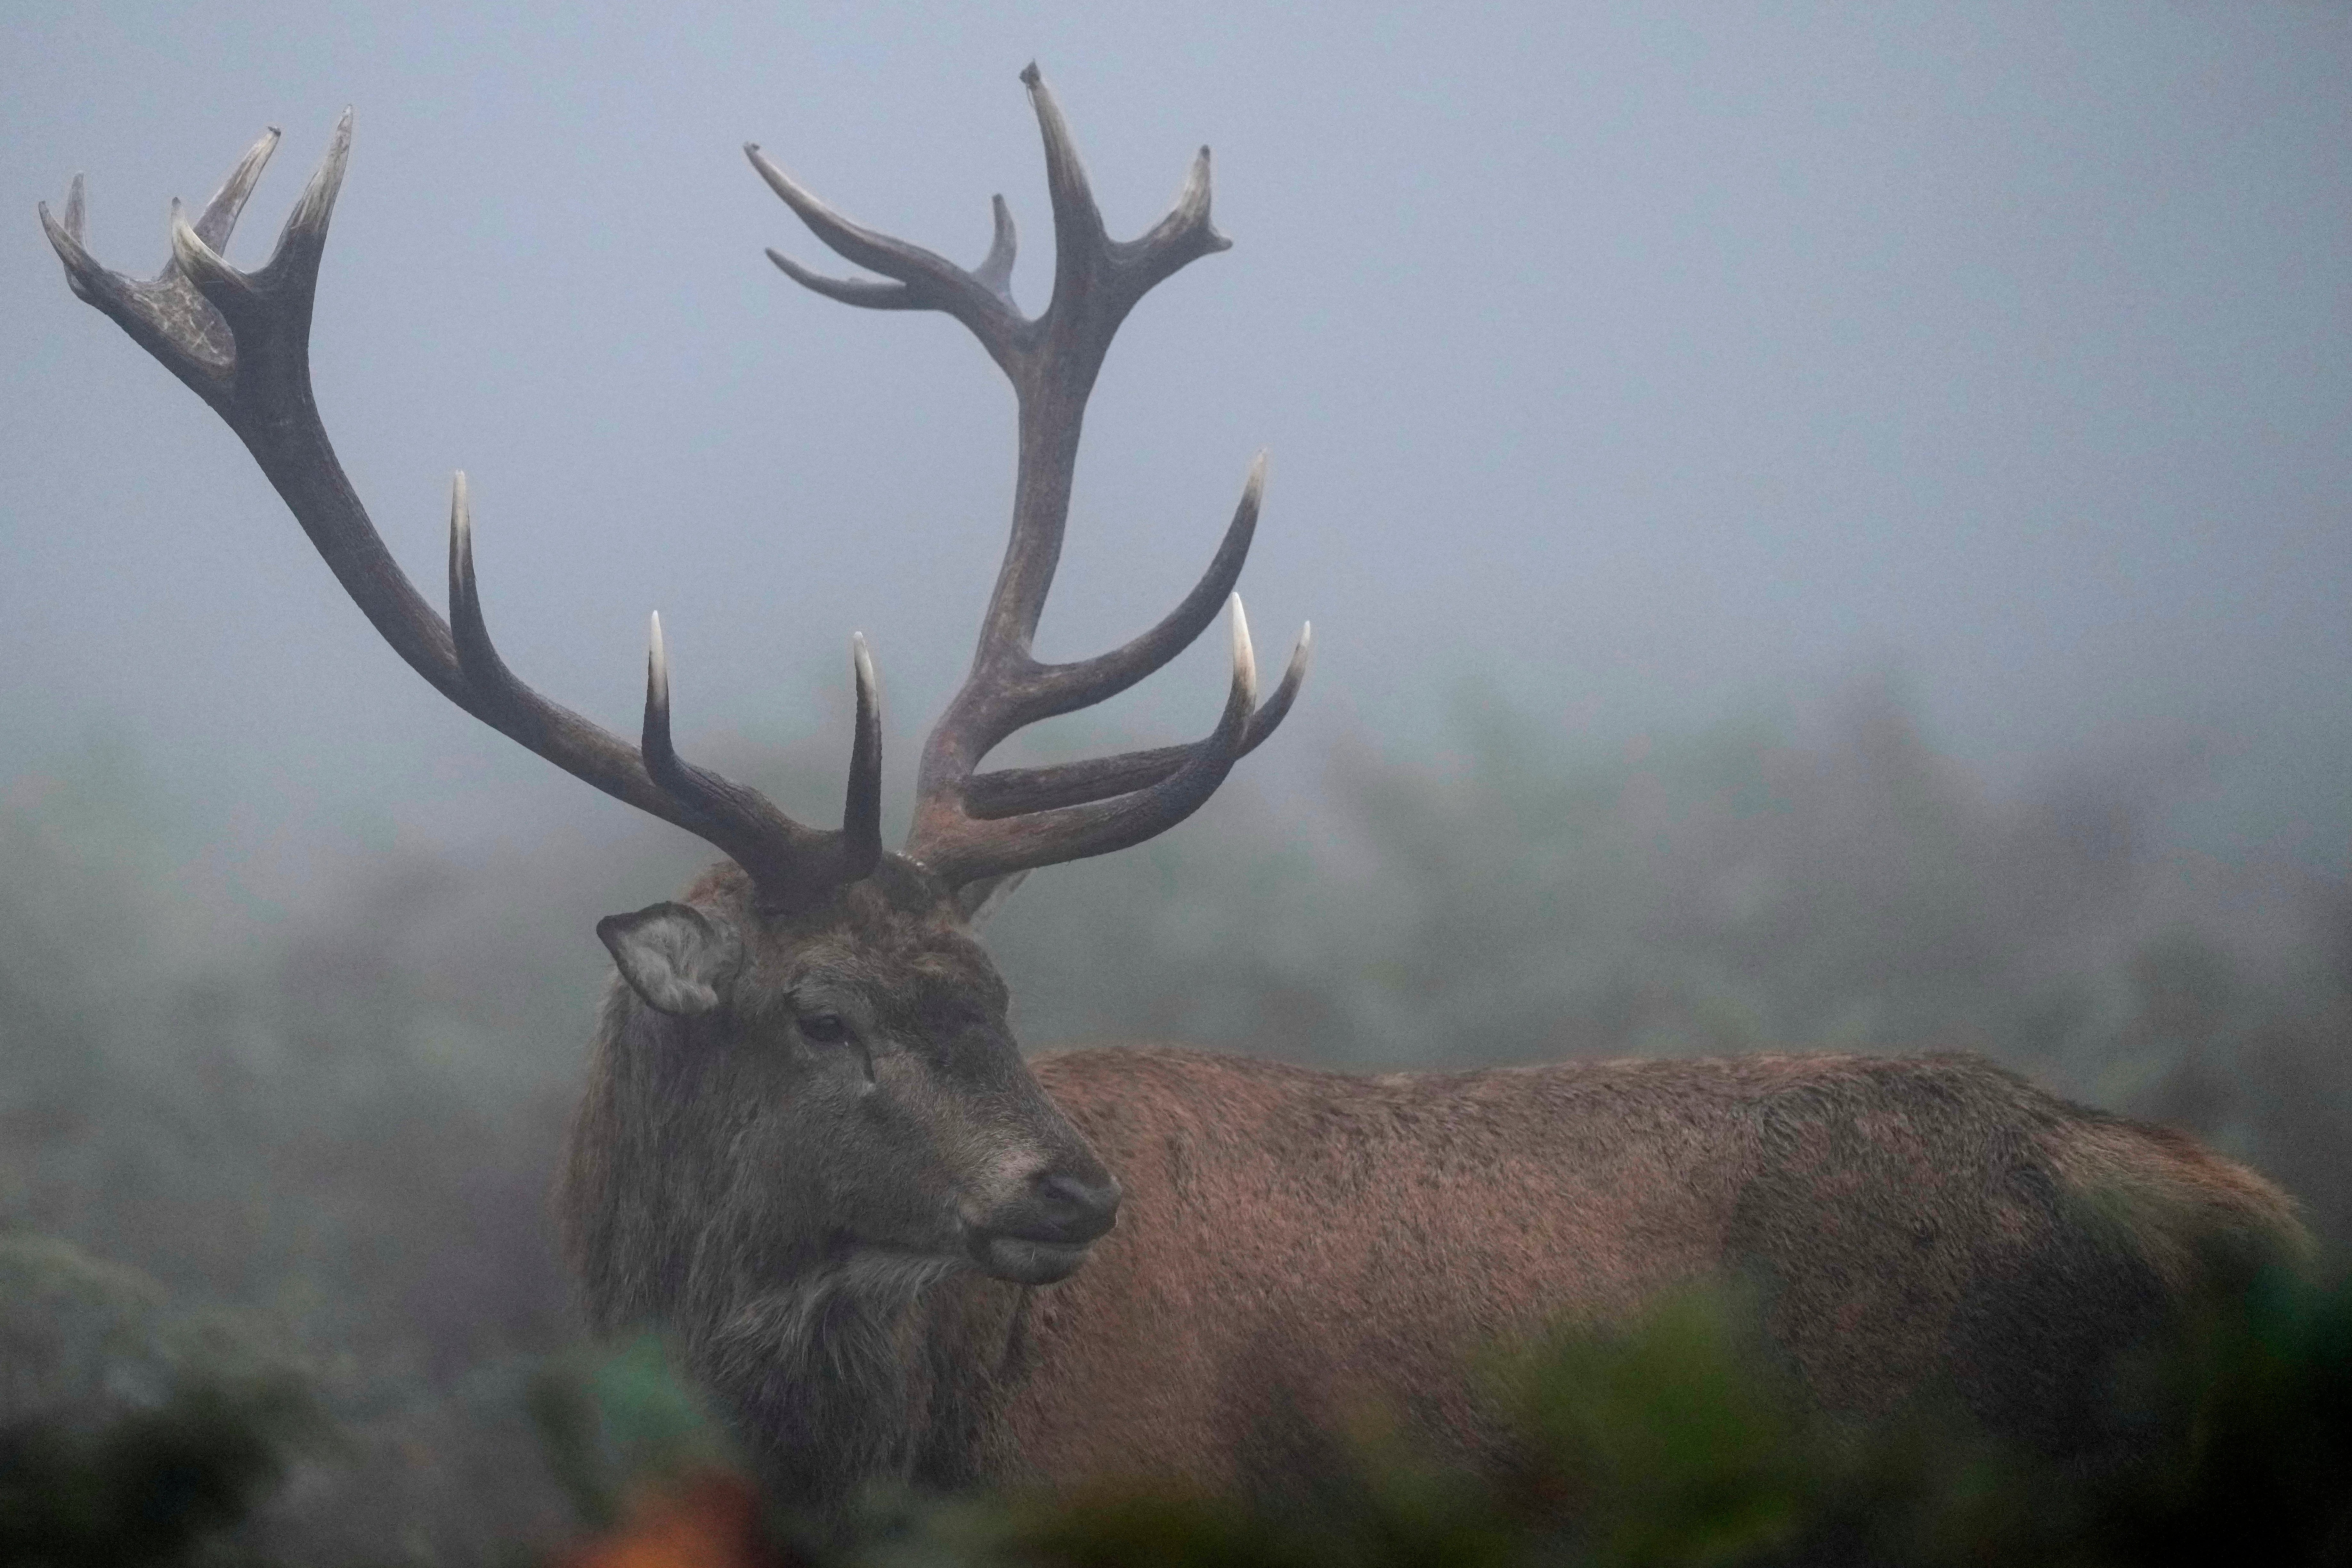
[559,979,1038,1519]
[686,1249,1017,1510]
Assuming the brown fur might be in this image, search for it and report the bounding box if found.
[558,857,2307,1520]
[1012,1048,2303,1491]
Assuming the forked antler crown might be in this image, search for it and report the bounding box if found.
[40,66,1307,907]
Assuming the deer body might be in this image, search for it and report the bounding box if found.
[48,68,2303,1531]
[556,866,2301,1517]
[1019,1048,2296,1490]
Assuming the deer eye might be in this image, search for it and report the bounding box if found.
[798,1012,852,1046]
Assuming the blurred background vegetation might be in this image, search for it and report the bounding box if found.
[3,683,2347,1563]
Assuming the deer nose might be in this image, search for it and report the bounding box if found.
[962,1165,1121,1284]
[1028,1170,1121,1245]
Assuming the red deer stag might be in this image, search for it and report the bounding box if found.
[45,68,2303,1525]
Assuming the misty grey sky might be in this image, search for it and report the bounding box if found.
[6,2,2349,907]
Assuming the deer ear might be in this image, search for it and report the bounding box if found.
[954,870,1030,926]
[597,902,745,1017]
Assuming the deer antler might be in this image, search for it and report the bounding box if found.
[41,118,880,908]
[755,64,1311,888]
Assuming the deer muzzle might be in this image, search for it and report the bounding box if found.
[964,1168,1122,1285]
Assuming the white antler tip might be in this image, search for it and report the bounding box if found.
[851,631,876,686]
[166,204,227,275]
[647,611,667,673]
[1228,594,1258,697]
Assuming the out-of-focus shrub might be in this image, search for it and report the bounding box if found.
[0,1233,318,1566]
[964,1267,2352,1568]
[0,1377,317,1568]
[531,1333,743,1533]
[0,1233,307,1436]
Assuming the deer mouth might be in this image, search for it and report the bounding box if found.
[966,1229,1097,1286]
[960,1165,1120,1284]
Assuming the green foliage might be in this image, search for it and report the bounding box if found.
[0,1377,317,1568]
[0,1234,309,1432]
[530,1333,741,1530]
[2095,1263,2352,1563]
[0,1236,319,1567]
[1500,1292,1820,1566]
[943,1272,2352,1568]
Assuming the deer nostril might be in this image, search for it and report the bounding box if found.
[1032,1170,1121,1241]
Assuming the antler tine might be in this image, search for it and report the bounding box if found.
[963,622,1311,818]
[842,634,885,878]
[919,451,1291,783]
[447,469,522,698]
[748,144,1023,364]
[444,470,639,783]
[765,249,922,311]
[443,470,677,814]
[252,107,352,292]
[1012,451,1265,729]
[1019,62,1110,309]
[166,109,351,346]
[167,200,262,320]
[53,121,882,911]
[638,610,886,898]
[917,597,1264,887]
[905,448,1306,875]
[973,195,1018,302]
[192,125,280,249]
[1022,64,1230,337]
[37,123,286,409]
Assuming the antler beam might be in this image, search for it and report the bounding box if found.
[43,119,880,907]
[758,65,1309,887]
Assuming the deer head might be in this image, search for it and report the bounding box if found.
[42,67,1308,1288]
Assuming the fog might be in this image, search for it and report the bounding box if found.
[3,3,2349,1560]
[7,3,2348,895]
